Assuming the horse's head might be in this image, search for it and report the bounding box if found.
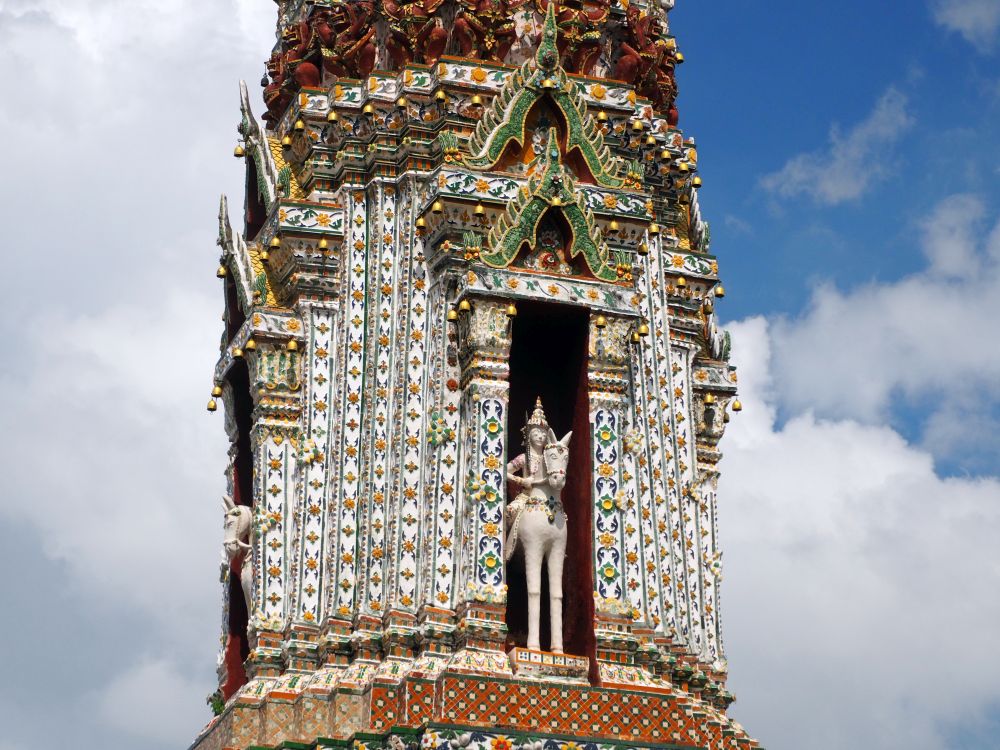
[542,430,572,490]
[222,494,252,562]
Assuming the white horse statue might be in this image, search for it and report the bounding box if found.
[222,494,253,616]
[506,398,572,653]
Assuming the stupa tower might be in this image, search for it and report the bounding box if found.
[196,0,758,748]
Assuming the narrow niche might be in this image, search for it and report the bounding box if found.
[505,301,594,664]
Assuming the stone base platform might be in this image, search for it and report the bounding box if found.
[508,647,589,683]
[190,666,760,750]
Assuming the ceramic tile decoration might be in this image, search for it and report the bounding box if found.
[194,1,756,748]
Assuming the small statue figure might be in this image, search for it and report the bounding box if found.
[536,0,609,76]
[382,0,449,67]
[453,0,528,63]
[221,494,253,621]
[505,398,572,653]
[613,6,679,123]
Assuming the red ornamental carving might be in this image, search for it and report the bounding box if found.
[535,0,610,76]
[383,0,449,68]
[453,0,529,63]
[613,5,680,123]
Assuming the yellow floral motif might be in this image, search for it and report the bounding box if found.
[475,178,490,192]
[602,194,618,209]
[285,319,300,331]
[278,209,288,222]
[316,213,331,227]
[590,83,606,100]
[471,67,487,83]
[507,278,519,289]
[671,255,685,267]
[598,463,614,477]
[484,522,499,536]
[548,284,560,295]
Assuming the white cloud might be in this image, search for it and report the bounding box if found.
[720,317,1000,750]
[760,88,913,205]
[931,0,1000,53]
[98,658,211,744]
[765,194,1000,470]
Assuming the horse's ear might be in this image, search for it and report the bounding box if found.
[559,431,572,448]
[547,428,557,444]
[222,494,235,512]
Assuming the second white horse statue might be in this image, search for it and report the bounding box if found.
[506,398,572,654]
[222,494,253,618]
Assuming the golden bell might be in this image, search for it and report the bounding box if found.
[659,149,670,161]
[470,94,483,106]
[281,135,292,148]
[286,339,299,352]
[675,51,685,64]
[396,96,407,107]
[541,78,555,90]
[318,238,329,251]
[232,347,244,359]
[245,338,257,351]
[704,393,715,405]
[732,399,743,412]
[608,219,620,233]
[362,103,375,115]
[233,145,246,158]
[435,90,448,102]
[649,222,660,235]
[505,303,517,317]
[550,196,563,207]
[638,322,650,336]
[645,134,656,146]
[596,111,608,122]
[269,236,281,249]
[217,264,227,278]
[212,385,223,397]
[260,249,270,262]
[638,242,649,256]
[679,162,690,172]
[631,331,641,343]
[704,300,714,313]
[416,217,427,229]
[715,284,726,298]
[458,299,472,312]
[327,110,339,123]
[474,202,486,217]
[676,276,687,288]
[631,119,644,132]
[207,399,218,412]
[595,315,607,329]
[447,308,459,321]
[294,119,305,131]
[692,176,703,189]
[431,200,444,214]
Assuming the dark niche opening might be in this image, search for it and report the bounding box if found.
[505,300,594,666]
[221,359,253,700]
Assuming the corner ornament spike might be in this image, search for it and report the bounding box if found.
[536,3,560,73]
[481,128,618,282]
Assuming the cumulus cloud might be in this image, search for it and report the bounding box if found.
[764,194,1000,470]
[931,0,1000,53]
[720,317,1000,750]
[760,88,913,205]
[0,2,274,747]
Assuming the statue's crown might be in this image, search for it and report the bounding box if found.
[524,397,550,433]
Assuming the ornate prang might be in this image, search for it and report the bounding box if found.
[194,0,758,747]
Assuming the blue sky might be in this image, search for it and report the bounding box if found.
[0,1,997,749]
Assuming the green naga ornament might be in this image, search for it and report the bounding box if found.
[482,127,618,282]
[464,4,638,190]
